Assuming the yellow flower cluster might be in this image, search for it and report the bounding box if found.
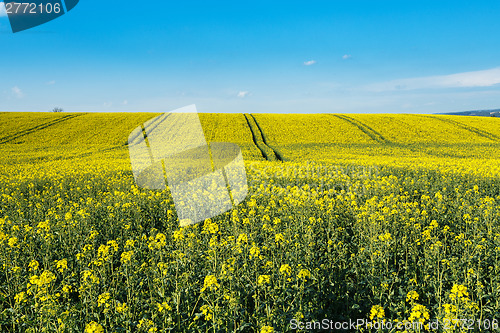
[257,275,271,286]
[369,305,385,320]
[201,275,220,292]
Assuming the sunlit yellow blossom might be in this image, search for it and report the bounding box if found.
[116,302,128,313]
[97,292,111,308]
[137,318,157,332]
[200,304,213,321]
[408,304,429,323]
[237,233,248,245]
[107,240,119,252]
[148,233,167,250]
[378,232,392,242]
[88,230,99,241]
[260,326,274,333]
[55,259,68,273]
[14,292,27,303]
[28,260,39,272]
[173,229,184,241]
[249,244,260,259]
[406,290,419,302]
[297,269,311,280]
[442,303,457,314]
[202,218,219,234]
[30,270,56,288]
[120,251,134,264]
[84,321,104,333]
[275,233,285,244]
[157,302,172,312]
[125,239,136,248]
[8,237,19,248]
[201,275,220,292]
[258,275,271,286]
[82,270,100,286]
[450,284,468,300]
[280,264,292,277]
[369,305,385,320]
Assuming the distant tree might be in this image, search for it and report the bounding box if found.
[52,107,63,112]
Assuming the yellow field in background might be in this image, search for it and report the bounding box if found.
[0,112,499,332]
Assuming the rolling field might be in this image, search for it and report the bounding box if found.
[0,112,499,332]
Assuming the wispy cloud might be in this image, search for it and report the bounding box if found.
[237,91,250,98]
[368,67,500,92]
[0,3,6,18]
[342,54,352,60]
[304,60,316,66]
[46,80,56,85]
[12,86,24,98]
[122,100,128,105]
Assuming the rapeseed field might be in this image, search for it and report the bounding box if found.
[0,113,499,332]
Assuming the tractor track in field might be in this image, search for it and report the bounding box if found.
[0,113,86,144]
[63,145,126,160]
[244,114,283,161]
[21,144,127,164]
[332,114,390,143]
[249,114,284,161]
[414,114,500,142]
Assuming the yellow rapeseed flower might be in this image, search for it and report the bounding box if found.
[260,326,274,333]
[8,237,19,248]
[84,321,104,333]
[97,292,111,308]
[297,269,311,280]
[275,233,285,244]
[120,251,134,264]
[280,264,292,277]
[406,290,419,302]
[28,260,39,272]
[237,233,248,245]
[249,244,261,259]
[450,284,468,300]
[156,302,172,312]
[202,218,219,234]
[378,232,392,242]
[369,305,385,320]
[201,275,220,292]
[55,259,68,273]
[116,302,128,313]
[257,275,271,286]
[14,292,27,303]
[408,304,429,323]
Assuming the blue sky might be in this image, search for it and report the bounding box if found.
[1,0,500,113]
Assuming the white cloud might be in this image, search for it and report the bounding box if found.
[0,3,6,18]
[46,80,56,85]
[237,91,250,98]
[12,86,23,98]
[367,67,500,92]
[122,100,128,105]
[304,60,316,66]
[342,54,352,60]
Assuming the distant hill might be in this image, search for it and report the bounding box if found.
[435,109,500,117]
